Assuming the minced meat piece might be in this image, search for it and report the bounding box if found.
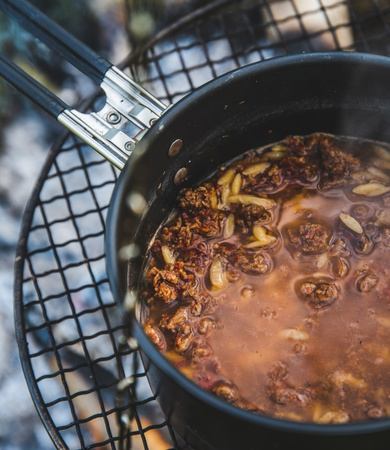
[380,228,390,247]
[299,280,339,309]
[175,323,194,353]
[178,185,215,213]
[144,324,167,351]
[149,267,179,303]
[268,383,313,406]
[353,233,372,254]
[213,382,239,403]
[288,223,330,253]
[191,344,212,362]
[299,223,330,252]
[198,317,217,335]
[161,306,190,332]
[340,226,372,254]
[286,134,320,156]
[159,218,194,249]
[357,272,379,293]
[181,246,211,273]
[328,238,350,258]
[148,263,197,304]
[280,157,318,185]
[332,257,349,278]
[182,209,224,237]
[244,156,318,195]
[242,165,280,193]
[174,263,198,298]
[235,204,270,229]
[267,361,313,406]
[229,248,272,275]
[286,135,306,155]
[365,224,381,243]
[319,136,360,189]
[269,361,289,382]
[366,406,386,420]
[266,164,282,186]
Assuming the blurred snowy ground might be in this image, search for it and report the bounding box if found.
[0,1,129,448]
[0,0,208,447]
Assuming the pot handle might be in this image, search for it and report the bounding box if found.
[0,0,168,169]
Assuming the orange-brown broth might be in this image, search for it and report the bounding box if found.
[208,189,390,422]
[141,134,390,423]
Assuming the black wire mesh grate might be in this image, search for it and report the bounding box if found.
[14,0,390,449]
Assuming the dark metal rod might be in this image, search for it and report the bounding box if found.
[0,54,68,118]
[0,0,112,85]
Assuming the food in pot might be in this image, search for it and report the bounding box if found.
[140,132,390,423]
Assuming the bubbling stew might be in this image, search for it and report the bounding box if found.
[140,133,390,424]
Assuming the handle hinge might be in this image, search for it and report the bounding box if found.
[57,66,168,170]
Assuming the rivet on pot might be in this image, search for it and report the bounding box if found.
[174,167,188,185]
[125,141,135,153]
[168,139,183,157]
[107,111,121,124]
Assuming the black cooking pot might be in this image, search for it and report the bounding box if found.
[2,2,390,444]
[106,52,390,450]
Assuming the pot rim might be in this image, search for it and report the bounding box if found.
[107,50,390,436]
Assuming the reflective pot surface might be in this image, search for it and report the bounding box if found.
[106,52,390,450]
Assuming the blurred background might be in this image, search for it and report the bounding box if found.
[0,2,124,448]
[0,1,203,448]
[1,0,390,449]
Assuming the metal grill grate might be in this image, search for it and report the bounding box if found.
[14,0,390,449]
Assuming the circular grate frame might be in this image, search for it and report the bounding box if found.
[14,1,390,449]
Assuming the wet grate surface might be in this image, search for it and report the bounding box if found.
[11,0,390,449]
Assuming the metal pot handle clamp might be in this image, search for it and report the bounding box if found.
[0,0,168,169]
